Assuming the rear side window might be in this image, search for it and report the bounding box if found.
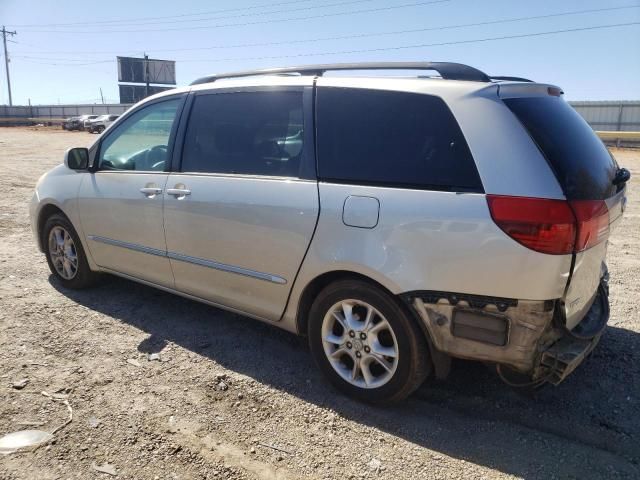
[316,87,482,192]
[503,97,617,200]
[181,91,304,177]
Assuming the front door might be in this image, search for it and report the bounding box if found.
[163,87,319,321]
[78,97,183,287]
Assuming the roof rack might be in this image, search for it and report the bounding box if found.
[490,76,534,82]
[190,62,491,85]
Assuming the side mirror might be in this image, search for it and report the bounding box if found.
[64,147,89,170]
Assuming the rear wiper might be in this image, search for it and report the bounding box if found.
[613,167,631,186]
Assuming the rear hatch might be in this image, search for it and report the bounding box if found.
[500,85,628,329]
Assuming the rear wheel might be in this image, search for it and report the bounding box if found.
[43,214,100,289]
[96,125,105,134]
[308,279,431,404]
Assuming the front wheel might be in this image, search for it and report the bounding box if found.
[43,214,100,289]
[308,279,431,404]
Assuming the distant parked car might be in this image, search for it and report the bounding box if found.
[63,115,97,131]
[62,116,81,130]
[87,114,120,134]
[82,115,99,131]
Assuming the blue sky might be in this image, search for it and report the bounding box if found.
[1,0,639,104]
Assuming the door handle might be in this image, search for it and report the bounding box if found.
[166,188,191,197]
[140,187,162,197]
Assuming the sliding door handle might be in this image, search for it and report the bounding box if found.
[140,187,162,197]
[166,188,191,197]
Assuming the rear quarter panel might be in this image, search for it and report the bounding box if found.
[282,183,572,330]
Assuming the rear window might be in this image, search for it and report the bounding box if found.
[316,87,482,192]
[503,97,617,200]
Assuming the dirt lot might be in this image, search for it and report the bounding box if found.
[0,127,638,479]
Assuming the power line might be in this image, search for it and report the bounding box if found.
[10,5,638,57]
[176,21,640,63]
[8,0,317,27]
[11,54,112,62]
[15,0,378,30]
[142,5,640,51]
[15,0,452,34]
[13,56,113,65]
[9,21,639,67]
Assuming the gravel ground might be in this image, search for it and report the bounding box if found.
[0,127,638,480]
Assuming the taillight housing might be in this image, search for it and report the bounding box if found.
[570,199,609,251]
[487,195,609,255]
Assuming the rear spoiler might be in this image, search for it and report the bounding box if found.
[497,83,564,99]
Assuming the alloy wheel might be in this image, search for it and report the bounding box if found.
[321,299,399,389]
[48,226,78,280]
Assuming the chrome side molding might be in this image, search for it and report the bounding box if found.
[167,251,286,284]
[88,235,286,285]
[88,235,166,258]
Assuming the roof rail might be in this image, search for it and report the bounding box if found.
[490,76,534,83]
[190,62,491,85]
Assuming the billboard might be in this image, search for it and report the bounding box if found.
[117,57,176,85]
[119,85,174,104]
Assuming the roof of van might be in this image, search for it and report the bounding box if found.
[190,62,496,85]
[139,62,552,107]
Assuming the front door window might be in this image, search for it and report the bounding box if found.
[98,98,181,172]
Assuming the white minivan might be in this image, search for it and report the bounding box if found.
[30,62,628,403]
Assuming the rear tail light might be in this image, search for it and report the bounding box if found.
[570,200,609,251]
[487,195,576,254]
[487,195,609,255]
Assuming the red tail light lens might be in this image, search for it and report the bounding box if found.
[487,195,576,254]
[487,195,609,255]
[570,200,609,251]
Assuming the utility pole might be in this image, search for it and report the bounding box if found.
[144,53,150,99]
[99,87,105,104]
[1,26,17,106]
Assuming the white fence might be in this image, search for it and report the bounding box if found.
[1,101,639,136]
[570,101,640,132]
[0,104,132,125]
[570,101,640,147]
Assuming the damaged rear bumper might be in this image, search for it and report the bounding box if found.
[533,281,609,385]
[403,279,609,386]
[537,333,601,385]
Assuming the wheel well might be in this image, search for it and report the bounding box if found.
[37,204,66,249]
[295,270,451,378]
[295,270,404,337]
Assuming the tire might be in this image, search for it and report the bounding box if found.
[308,279,431,404]
[96,125,105,134]
[43,213,100,289]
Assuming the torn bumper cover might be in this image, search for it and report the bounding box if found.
[403,279,609,386]
[536,281,609,385]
